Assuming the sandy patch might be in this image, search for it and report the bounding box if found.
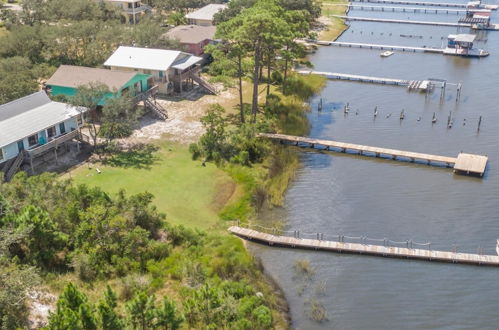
[129,84,238,144]
[28,291,56,329]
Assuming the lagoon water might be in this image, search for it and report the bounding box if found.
[250,2,499,329]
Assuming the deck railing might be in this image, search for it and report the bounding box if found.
[132,85,159,104]
[26,130,79,158]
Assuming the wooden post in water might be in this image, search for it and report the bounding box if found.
[478,115,482,132]
[456,83,462,102]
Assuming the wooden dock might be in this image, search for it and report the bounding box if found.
[333,15,471,27]
[324,41,445,53]
[296,69,432,91]
[259,133,488,176]
[351,0,498,10]
[334,15,499,30]
[229,226,499,267]
[339,4,466,14]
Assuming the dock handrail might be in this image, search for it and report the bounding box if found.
[229,223,499,266]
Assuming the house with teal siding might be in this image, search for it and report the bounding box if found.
[0,91,87,181]
[45,65,154,105]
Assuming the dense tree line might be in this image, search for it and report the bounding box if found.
[0,0,180,104]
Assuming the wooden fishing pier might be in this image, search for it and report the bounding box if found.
[296,70,435,91]
[259,133,488,176]
[323,41,445,53]
[333,15,471,27]
[312,41,489,57]
[350,0,498,10]
[334,15,499,30]
[229,226,499,267]
[339,3,466,14]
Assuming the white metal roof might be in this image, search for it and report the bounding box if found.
[104,46,201,71]
[0,92,83,148]
[454,34,476,42]
[172,54,203,70]
[185,4,227,21]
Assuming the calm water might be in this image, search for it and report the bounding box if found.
[250,2,499,329]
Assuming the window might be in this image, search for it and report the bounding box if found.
[77,115,83,126]
[0,149,4,162]
[47,126,56,138]
[28,134,38,147]
[59,122,66,134]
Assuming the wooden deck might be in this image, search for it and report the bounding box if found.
[229,226,499,267]
[454,153,488,176]
[259,133,488,176]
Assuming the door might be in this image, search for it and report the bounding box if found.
[59,122,66,134]
[17,140,24,152]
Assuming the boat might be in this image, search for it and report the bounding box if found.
[380,51,394,57]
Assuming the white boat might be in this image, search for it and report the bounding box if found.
[380,51,394,57]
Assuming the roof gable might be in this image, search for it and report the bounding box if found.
[0,91,51,122]
[185,4,227,21]
[164,25,216,44]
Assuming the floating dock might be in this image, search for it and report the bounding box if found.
[229,226,499,267]
[350,0,498,10]
[296,69,433,91]
[259,133,488,176]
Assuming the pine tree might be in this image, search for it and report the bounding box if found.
[154,297,184,330]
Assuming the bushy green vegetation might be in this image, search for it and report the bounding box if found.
[0,173,284,328]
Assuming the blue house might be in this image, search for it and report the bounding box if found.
[0,91,86,181]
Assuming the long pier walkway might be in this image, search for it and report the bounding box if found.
[350,0,498,10]
[332,3,466,14]
[295,69,433,91]
[259,133,488,176]
[333,15,471,27]
[324,41,445,53]
[229,226,499,267]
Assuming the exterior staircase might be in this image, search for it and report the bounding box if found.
[189,72,217,95]
[3,151,25,182]
[143,98,168,120]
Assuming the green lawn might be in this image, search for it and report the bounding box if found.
[64,142,235,231]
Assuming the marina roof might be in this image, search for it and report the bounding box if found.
[46,65,139,91]
[164,25,216,44]
[185,4,227,21]
[104,46,201,71]
[0,91,83,148]
[454,34,476,42]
